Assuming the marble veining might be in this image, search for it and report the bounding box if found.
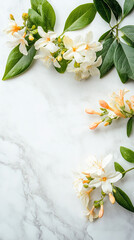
[0,0,134,239]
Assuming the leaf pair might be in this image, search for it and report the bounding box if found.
[29,0,56,32]
[114,146,134,212]
[93,0,122,23]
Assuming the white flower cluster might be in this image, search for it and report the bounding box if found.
[74,154,122,222]
[5,19,102,80]
[63,33,102,80]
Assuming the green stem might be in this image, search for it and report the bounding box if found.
[122,167,134,175]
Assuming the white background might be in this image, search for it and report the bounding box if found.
[0,0,134,239]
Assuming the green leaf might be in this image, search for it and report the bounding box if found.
[104,0,122,20]
[99,30,112,42]
[97,37,117,78]
[122,35,134,47]
[64,3,96,32]
[121,25,134,43]
[93,0,111,23]
[55,59,68,73]
[28,8,45,30]
[127,117,133,137]
[2,45,36,80]
[123,0,134,17]
[31,0,43,13]
[114,42,134,83]
[120,146,134,163]
[41,0,56,31]
[113,186,134,212]
[114,162,125,177]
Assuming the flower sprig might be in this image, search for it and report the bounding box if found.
[3,0,102,81]
[85,89,134,136]
[74,146,134,222]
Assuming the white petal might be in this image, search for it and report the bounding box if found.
[53,59,61,68]
[102,181,112,194]
[109,172,122,183]
[73,52,84,63]
[19,43,28,55]
[85,31,93,43]
[75,71,82,81]
[34,38,47,50]
[102,154,113,169]
[48,31,57,41]
[63,36,73,49]
[38,26,46,38]
[93,56,102,67]
[46,42,59,53]
[89,66,100,76]
[89,179,101,188]
[74,35,83,45]
[63,49,74,60]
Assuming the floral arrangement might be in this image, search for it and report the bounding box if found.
[85,89,134,137]
[2,0,103,81]
[74,146,134,222]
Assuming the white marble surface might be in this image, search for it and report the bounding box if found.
[0,0,134,239]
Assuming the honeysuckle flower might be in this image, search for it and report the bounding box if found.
[7,29,28,55]
[85,206,98,222]
[4,20,21,35]
[34,27,59,52]
[34,47,60,68]
[86,89,134,131]
[82,31,102,57]
[88,154,122,194]
[63,35,85,63]
[67,55,102,81]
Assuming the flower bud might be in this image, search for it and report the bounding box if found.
[31,25,36,30]
[109,193,115,204]
[10,14,15,20]
[85,108,101,115]
[29,34,34,41]
[99,100,112,110]
[58,37,61,43]
[89,120,102,130]
[99,204,104,218]
[22,13,28,21]
[57,55,62,61]
[104,122,109,126]
[61,51,65,55]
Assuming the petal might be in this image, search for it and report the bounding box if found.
[19,43,28,55]
[74,52,84,63]
[63,49,74,60]
[81,71,90,80]
[38,26,46,38]
[63,36,73,49]
[85,31,93,43]
[48,31,57,40]
[109,172,122,183]
[53,59,61,68]
[102,154,113,169]
[34,38,47,50]
[102,181,112,194]
[89,179,101,188]
[46,42,59,53]
[74,35,83,45]
[93,56,102,67]
[75,71,82,81]
[89,66,100,76]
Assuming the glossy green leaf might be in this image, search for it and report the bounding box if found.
[122,35,134,47]
[104,0,122,20]
[113,186,134,212]
[121,25,134,43]
[114,42,134,83]
[28,8,45,30]
[127,117,133,137]
[99,30,112,42]
[64,3,96,32]
[97,37,117,78]
[2,45,36,80]
[114,162,125,177]
[41,0,56,31]
[93,0,111,23]
[120,146,134,163]
[123,0,134,17]
[31,0,43,13]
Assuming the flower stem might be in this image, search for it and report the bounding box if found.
[122,167,134,175]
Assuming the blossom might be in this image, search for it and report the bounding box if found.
[63,35,85,63]
[7,29,28,55]
[4,20,21,35]
[67,55,102,81]
[85,206,98,222]
[34,27,59,52]
[34,47,60,68]
[88,154,122,194]
[86,89,134,130]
